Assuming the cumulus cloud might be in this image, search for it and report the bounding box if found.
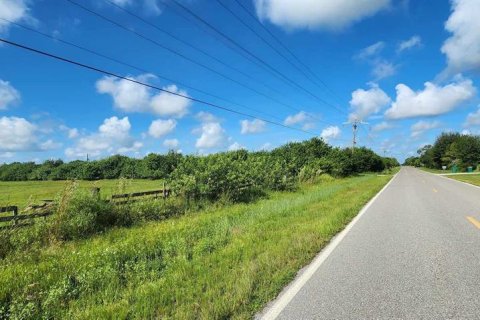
[284,111,308,125]
[441,0,480,74]
[254,0,390,31]
[372,121,394,132]
[385,77,476,119]
[321,126,341,142]
[464,105,480,127]
[397,35,422,53]
[283,111,315,130]
[195,122,227,150]
[148,119,176,138]
[65,116,142,158]
[372,60,397,80]
[0,116,37,151]
[0,116,59,152]
[108,0,162,15]
[240,119,266,134]
[163,138,179,149]
[228,142,245,151]
[410,120,441,138]
[349,84,391,121]
[0,0,31,33]
[0,80,20,110]
[96,75,191,118]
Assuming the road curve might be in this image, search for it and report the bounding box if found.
[260,167,480,319]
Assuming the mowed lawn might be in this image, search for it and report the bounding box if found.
[0,179,164,208]
[449,173,480,186]
[0,174,392,319]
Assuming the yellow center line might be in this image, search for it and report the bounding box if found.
[466,216,480,230]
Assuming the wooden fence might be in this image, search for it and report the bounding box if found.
[0,187,171,229]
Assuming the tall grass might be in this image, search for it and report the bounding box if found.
[0,174,391,319]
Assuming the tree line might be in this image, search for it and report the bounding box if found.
[403,132,480,171]
[1,138,398,201]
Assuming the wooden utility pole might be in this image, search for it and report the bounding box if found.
[343,118,368,153]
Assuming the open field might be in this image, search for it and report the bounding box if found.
[448,174,480,186]
[0,174,392,319]
[0,179,164,208]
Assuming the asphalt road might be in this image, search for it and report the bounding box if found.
[261,167,480,319]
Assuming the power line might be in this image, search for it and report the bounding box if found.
[214,0,327,95]
[0,17,289,123]
[231,0,344,103]
[0,37,326,137]
[101,0,285,98]
[166,0,347,116]
[65,0,307,116]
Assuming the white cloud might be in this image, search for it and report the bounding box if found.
[66,116,142,158]
[163,138,179,149]
[0,80,20,110]
[0,0,31,33]
[349,84,391,121]
[356,41,385,60]
[284,111,316,130]
[441,0,480,74]
[321,126,341,142]
[148,119,176,138]
[372,60,397,80]
[0,116,37,151]
[68,128,79,139]
[195,122,227,150]
[96,75,191,118]
[39,139,62,151]
[410,120,441,138]
[397,35,422,53]
[228,142,245,151]
[240,119,266,134]
[385,77,476,119]
[284,111,308,125]
[254,0,390,31]
[372,121,394,132]
[150,85,190,118]
[464,105,480,127]
[196,111,219,123]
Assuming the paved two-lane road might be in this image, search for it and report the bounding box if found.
[261,167,480,319]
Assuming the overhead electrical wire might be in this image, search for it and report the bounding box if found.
[0,18,290,123]
[65,0,313,117]
[166,0,347,116]
[101,0,285,98]
[231,0,344,102]
[0,37,347,138]
[214,0,326,95]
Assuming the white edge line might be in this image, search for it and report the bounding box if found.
[426,171,480,190]
[257,171,400,320]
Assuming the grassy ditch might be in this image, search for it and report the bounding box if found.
[0,174,392,319]
[448,174,480,186]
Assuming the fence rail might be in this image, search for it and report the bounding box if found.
[1,187,171,229]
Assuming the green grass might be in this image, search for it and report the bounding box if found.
[418,167,449,174]
[448,174,480,186]
[0,179,164,208]
[0,174,392,319]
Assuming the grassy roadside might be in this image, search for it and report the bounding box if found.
[418,167,449,174]
[0,174,392,319]
[448,174,480,186]
[0,179,164,208]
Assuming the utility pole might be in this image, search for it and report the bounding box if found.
[343,118,368,153]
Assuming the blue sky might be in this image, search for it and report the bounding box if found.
[0,0,479,163]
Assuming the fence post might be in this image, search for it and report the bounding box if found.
[13,206,18,226]
[163,182,166,200]
[91,187,100,199]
